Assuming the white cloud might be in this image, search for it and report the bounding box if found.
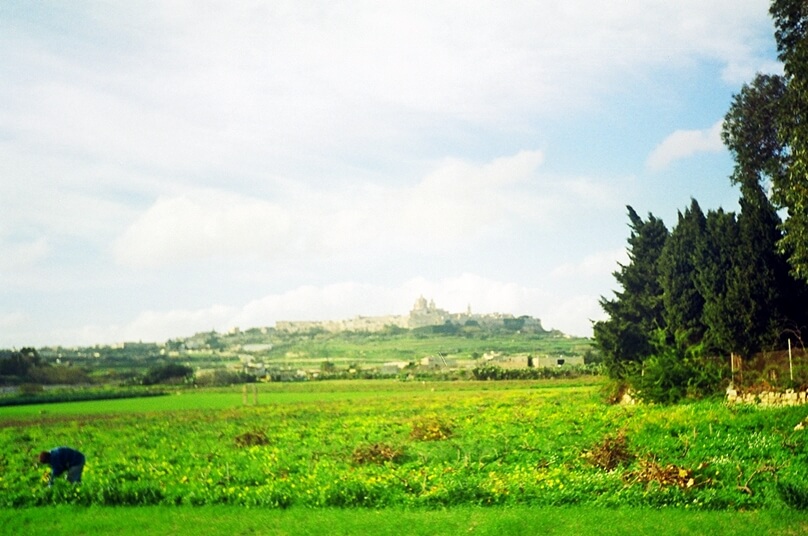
[0,312,27,330]
[112,190,294,267]
[0,237,50,271]
[112,150,557,268]
[646,121,725,171]
[552,248,629,279]
[542,294,606,337]
[67,274,583,344]
[60,304,238,347]
[2,1,775,180]
[121,305,237,342]
[0,1,778,347]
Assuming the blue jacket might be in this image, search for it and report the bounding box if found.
[49,447,85,482]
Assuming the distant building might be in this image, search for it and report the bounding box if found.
[276,297,547,335]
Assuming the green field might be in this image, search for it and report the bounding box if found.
[2,379,808,533]
[29,329,597,382]
[4,505,808,535]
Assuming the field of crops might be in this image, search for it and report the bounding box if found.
[1,379,807,511]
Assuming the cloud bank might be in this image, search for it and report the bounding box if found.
[646,121,725,171]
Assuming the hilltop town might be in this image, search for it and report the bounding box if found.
[274,296,548,334]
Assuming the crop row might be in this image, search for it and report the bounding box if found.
[1,383,807,509]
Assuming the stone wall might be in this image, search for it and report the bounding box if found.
[726,386,808,406]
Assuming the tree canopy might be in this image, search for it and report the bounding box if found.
[593,0,808,403]
[593,207,668,379]
[720,0,808,281]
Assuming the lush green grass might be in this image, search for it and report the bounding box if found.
[4,506,808,535]
[39,329,596,378]
[2,379,807,515]
[0,378,602,418]
[255,330,595,369]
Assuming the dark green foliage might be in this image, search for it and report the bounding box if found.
[471,364,598,381]
[730,183,794,357]
[694,209,742,355]
[594,1,808,401]
[502,317,526,331]
[627,331,728,404]
[594,207,668,378]
[0,348,43,378]
[194,369,256,386]
[27,365,91,385]
[413,322,460,335]
[722,73,788,191]
[720,1,808,281]
[778,479,808,509]
[142,363,194,385]
[599,190,806,398]
[658,199,706,345]
[597,191,806,398]
[0,389,166,407]
[0,348,90,386]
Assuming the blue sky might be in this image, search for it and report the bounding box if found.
[0,1,783,347]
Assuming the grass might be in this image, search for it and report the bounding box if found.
[263,330,591,364]
[4,505,808,535]
[3,378,808,527]
[0,378,602,418]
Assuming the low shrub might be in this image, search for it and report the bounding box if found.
[586,430,633,471]
[351,443,405,465]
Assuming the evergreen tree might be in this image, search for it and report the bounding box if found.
[694,209,742,356]
[732,182,795,356]
[695,186,799,359]
[594,207,668,378]
[658,199,707,345]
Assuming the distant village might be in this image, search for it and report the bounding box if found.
[16,296,590,385]
[275,295,548,334]
[234,297,584,380]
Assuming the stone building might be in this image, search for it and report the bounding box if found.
[276,297,547,334]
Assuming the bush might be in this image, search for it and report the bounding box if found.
[628,330,728,404]
[28,365,91,385]
[142,364,193,385]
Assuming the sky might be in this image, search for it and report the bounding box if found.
[0,1,784,348]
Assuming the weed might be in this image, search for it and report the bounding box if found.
[234,430,269,447]
[586,430,633,471]
[410,417,453,441]
[351,443,404,465]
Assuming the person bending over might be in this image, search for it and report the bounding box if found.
[39,446,85,485]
